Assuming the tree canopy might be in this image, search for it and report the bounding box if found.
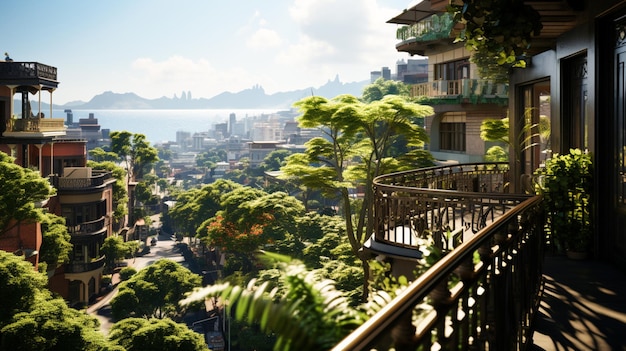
[108,318,206,351]
[109,131,159,181]
[281,94,433,298]
[0,152,56,237]
[110,259,202,321]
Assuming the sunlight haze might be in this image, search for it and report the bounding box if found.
[2,0,412,104]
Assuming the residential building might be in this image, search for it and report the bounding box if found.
[0,60,116,306]
[388,2,509,163]
[334,0,626,349]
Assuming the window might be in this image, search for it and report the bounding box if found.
[434,58,470,80]
[440,112,466,152]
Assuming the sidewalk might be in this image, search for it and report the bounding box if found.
[532,255,626,350]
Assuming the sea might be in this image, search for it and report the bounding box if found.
[52,108,285,145]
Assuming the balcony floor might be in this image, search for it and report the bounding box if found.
[532,254,626,351]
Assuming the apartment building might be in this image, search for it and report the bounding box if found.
[0,60,116,306]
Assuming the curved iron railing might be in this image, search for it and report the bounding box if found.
[336,163,545,350]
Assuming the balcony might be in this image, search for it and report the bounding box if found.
[410,79,508,105]
[335,163,545,350]
[396,13,455,43]
[6,117,66,133]
[0,61,58,89]
[50,170,113,190]
[67,216,108,236]
[65,255,106,274]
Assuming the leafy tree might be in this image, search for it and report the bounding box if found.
[361,77,410,103]
[110,259,202,321]
[169,179,241,237]
[0,151,56,236]
[259,149,292,171]
[109,317,206,351]
[39,213,73,271]
[0,251,116,350]
[109,131,159,181]
[101,236,137,272]
[181,256,367,351]
[282,94,433,298]
[88,147,118,163]
[1,298,117,351]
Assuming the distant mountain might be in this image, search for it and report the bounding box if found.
[26,76,369,110]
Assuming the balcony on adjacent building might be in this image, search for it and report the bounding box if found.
[395,13,455,43]
[50,169,114,191]
[335,163,545,350]
[67,216,108,236]
[410,79,508,105]
[6,117,66,133]
[65,255,106,274]
[0,61,58,87]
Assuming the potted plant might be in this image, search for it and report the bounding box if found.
[534,149,592,257]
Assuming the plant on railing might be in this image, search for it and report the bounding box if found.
[447,0,543,71]
[534,149,592,254]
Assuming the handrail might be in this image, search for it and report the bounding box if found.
[334,195,544,350]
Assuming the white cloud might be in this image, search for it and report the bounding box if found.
[247,28,283,49]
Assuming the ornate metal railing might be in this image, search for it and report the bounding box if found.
[335,163,545,350]
[8,117,66,132]
[50,170,113,190]
[396,13,455,42]
[67,216,108,236]
[65,255,106,273]
[0,61,57,81]
[410,79,508,104]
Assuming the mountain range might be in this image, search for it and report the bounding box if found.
[21,76,370,110]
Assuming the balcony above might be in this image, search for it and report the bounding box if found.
[67,216,108,236]
[49,169,114,191]
[410,79,508,105]
[394,13,458,56]
[65,255,106,274]
[2,117,67,138]
[0,62,58,92]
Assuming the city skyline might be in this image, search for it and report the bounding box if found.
[2,0,415,105]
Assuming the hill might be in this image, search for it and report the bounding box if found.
[15,76,369,111]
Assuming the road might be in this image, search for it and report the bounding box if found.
[86,217,186,334]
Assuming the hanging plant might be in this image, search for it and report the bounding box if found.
[447,0,543,69]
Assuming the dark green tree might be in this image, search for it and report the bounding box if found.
[110,259,202,321]
[39,213,73,272]
[109,317,206,351]
[361,77,410,103]
[0,151,56,236]
[282,94,433,298]
[109,131,159,181]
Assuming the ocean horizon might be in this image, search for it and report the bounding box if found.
[53,108,285,144]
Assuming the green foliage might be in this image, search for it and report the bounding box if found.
[259,149,292,171]
[109,131,159,181]
[109,317,206,351]
[119,267,137,281]
[0,251,49,327]
[181,258,366,351]
[448,0,543,70]
[361,78,411,103]
[484,145,509,162]
[0,251,117,350]
[0,151,56,236]
[1,298,116,351]
[101,236,136,271]
[535,149,593,252]
[39,213,73,268]
[111,259,202,321]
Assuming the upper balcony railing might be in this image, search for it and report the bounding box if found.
[0,61,58,82]
[67,216,108,236]
[6,117,66,133]
[65,255,106,274]
[411,79,508,105]
[334,163,545,350]
[396,13,455,42]
[49,170,113,190]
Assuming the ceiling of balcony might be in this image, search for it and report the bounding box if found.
[388,0,587,56]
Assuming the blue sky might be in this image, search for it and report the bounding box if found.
[2,0,416,104]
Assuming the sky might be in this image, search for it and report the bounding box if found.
[2,0,417,105]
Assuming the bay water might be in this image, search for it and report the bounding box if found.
[53,109,283,144]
